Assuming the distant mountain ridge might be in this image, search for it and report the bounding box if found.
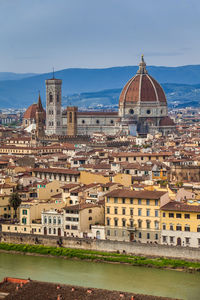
[0,65,200,108]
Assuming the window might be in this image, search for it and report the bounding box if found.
[71,225,78,230]
[114,230,117,237]
[197,226,200,233]
[162,236,167,243]
[22,210,27,215]
[138,208,142,216]
[58,218,61,225]
[146,199,150,205]
[129,109,134,114]
[114,207,118,214]
[69,112,72,123]
[122,198,125,204]
[155,210,158,217]
[107,218,110,226]
[130,208,133,216]
[88,217,92,221]
[146,220,150,229]
[176,225,182,231]
[155,200,158,206]
[122,230,125,237]
[122,219,126,227]
[22,217,27,225]
[138,199,141,205]
[82,120,85,124]
[49,228,51,234]
[197,215,200,219]
[138,232,142,238]
[155,233,158,240]
[107,197,110,203]
[114,218,118,227]
[176,213,182,218]
[114,197,118,203]
[184,214,190,219]
[110,120,114,124]
[49,93,53,102]
[198,238,200,246]
[53,217,56,224]
[146,109,151,114]
[147,233,150,239]
[162,224,166,230]
[48,217,52,224]
[107,229,110,236]
[89,209,92,213]
[146,209,150,217]
[185,225,190,232]
[185,237,190,245]
[96,120,99,124]
[53,228,56,234]
[170,236,174,243]
[170,224,173,231]
[163,212,166,217]
[65,225,70,229]
[122,208,126,215]
[24,228,26,232]
[169,213,174,218]
[130,198,133,204]
[130,220,134,228]
[138,220,142,228]
[154,221,159,230]
[107,207,110,214]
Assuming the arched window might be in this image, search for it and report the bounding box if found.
[69,112,72,123]
[53,217,56,224]
[44,217,47,224]
[53,228,56,234]
[49,93,53,103]
[58,218,61,225]
[48,217,52,224]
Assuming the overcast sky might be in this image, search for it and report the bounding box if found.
[0,0,199,73]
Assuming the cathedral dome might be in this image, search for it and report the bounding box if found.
[23,104,38,120]
[119,56,167,105]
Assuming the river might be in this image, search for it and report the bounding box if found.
[0,252,200,299]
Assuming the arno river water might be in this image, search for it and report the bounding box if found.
[0,252,200,299]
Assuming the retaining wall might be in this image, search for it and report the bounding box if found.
[0,232,200,260]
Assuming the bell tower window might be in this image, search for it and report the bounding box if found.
[49,93,53,103]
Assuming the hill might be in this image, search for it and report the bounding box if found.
[0,65,200,108]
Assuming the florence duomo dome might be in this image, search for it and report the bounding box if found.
[118,55,174,135]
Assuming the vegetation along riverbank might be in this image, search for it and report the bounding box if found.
[0,243,200,272]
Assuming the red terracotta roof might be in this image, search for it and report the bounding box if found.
[159,116,175,127]
[23,104,45,120]
[119,73,167,104]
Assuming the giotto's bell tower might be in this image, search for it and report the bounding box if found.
[46,76,62,135]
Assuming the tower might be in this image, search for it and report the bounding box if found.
[46,75,62,135]
[35,93,45,140]
[67,106,77,136]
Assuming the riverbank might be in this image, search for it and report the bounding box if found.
[0,277,176,300]
[0,242,200,272]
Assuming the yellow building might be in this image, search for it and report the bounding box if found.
[161,201,200,248]
[105,188,168,243]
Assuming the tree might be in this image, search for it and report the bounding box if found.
[9,192,21,218]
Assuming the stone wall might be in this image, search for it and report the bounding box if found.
[0,232,199,260]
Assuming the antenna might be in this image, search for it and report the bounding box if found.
[52,67,55,79]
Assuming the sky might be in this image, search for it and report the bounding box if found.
[0,0,200,73]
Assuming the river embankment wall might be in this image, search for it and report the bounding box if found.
[0,232,200,260]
